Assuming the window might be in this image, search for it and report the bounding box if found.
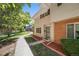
[67,23,79,39]
[40,9,50,19]
[57,3,62,7]
[40,14,44,19]
[75,24,79,39]
[48,9,50,15]
[67,24,74,39]
[36,28,41,33]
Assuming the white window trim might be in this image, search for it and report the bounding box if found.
[66,22,79,39]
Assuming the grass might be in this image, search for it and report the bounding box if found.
[25,37,60,56]
[0,31,28,48]
[0,31,28,41]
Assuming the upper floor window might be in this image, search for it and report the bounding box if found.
[40,9,50,19]
[57,3,62,7]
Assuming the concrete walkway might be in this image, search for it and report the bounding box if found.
[14,36,33,56]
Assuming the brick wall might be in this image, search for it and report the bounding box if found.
[54,16,79,44]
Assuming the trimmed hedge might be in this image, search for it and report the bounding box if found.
[61,39,79,56]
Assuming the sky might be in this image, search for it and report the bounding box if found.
[22,3,40,17]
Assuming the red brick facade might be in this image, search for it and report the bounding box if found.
[54,16,79,44]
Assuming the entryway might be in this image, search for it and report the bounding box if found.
[44,26,50,40]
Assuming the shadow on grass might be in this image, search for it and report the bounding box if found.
[25,36,36,43]
[0,31,27,42]
[25,36,60,56]
[0,31,29,48]
[0,32,27,48]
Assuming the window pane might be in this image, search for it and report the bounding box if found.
[36,28,41,33]
[76,24,79,39]
[44,26,50,40]
[67,24,74,39]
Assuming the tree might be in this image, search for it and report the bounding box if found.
[0,3,31,36]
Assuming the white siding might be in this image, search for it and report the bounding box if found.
[50,3,79,22]
[33,3,79,42]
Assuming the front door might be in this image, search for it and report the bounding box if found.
[44,26,50,40]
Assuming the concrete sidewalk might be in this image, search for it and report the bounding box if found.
[14,36,33,56]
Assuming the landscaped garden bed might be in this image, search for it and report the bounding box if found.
[25,36,60,56]
[61,39,79,56]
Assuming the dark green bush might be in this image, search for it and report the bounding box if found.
[61,39,79,56]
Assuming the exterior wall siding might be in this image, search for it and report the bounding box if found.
[34,15,51,37]
[33,15,54,41]
[33,3,79,44]
[54,17,79,44]
[51,3,79,22]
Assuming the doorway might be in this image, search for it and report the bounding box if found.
[44,26,50,40]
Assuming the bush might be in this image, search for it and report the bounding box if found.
[61,39,79,56]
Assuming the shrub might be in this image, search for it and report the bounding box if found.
[61,39,79,56]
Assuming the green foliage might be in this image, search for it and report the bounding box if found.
[61,39,79,56]
[25,37,36,43]
[25,37,60,56]
[0,3,31,36]
[27,3,31,7]
[0,32,27,45]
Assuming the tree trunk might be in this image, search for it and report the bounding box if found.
[7,33,10,37]
[7,27,11,37]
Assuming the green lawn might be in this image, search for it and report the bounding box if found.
[0,31,28,48]
[25,37,60,56]
[0,31,28,41]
